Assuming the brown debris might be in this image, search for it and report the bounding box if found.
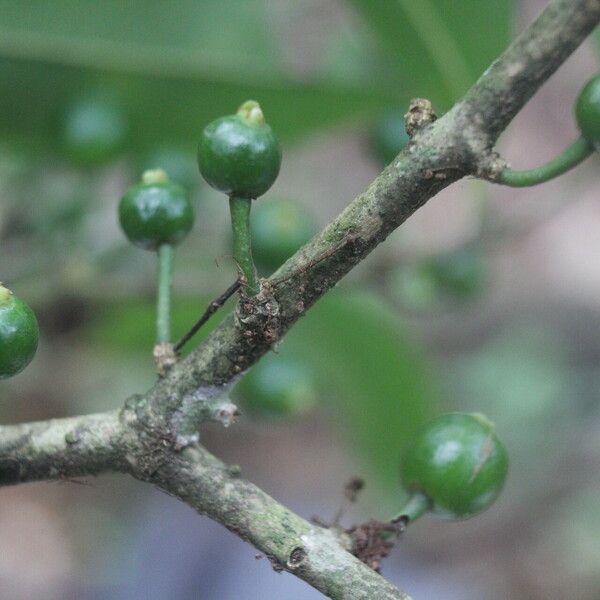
[346,518,407,573]
[153,342,177,376]
[405,98,437,137]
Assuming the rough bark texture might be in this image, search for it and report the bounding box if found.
[1,1,599,599]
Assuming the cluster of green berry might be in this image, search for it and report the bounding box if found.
[4,72,598,532]
[115,99,510,528]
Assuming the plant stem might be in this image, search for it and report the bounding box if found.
[497,136,593,187]
[156,243,174,344]
[173,279,241,353]
[229,195,259,295]
[390,492,431,523]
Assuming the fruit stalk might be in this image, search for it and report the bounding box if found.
[390,492,431,523]
[229,195,259,295]
[497,136,593,187]
[156,243,174,344]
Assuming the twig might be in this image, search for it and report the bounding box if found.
[173,280,241,353]
[2,2,599,599]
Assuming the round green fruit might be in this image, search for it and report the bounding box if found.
[236,355,317,419]
[251,199,316,274]
[426,246,487,300]
[369,112,410,165]
[142,146,198,191]
[575,73,600,149]
[386,264,440,312]
[0,285,39,379]
[119,169,194,251]
[401,413,508,519]
[197,100,281,199]
[62,95,127,167]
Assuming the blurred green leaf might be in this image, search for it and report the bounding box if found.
[346,0,514,108]
[0,0,282,75]
[87,297,231,356]
[0,0,399,151]
[285,290,437,497]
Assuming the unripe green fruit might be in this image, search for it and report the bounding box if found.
[62,95,127,167]
[251,199,317,274]
[369,112,410,165]
[197,100,281,199]
[388,247,487,311]
[142,146,198,191]
[0,285,39,379]
[575,73,600,150]
[401,413,508,519]
[426,246,487,300]
[119,169,194,251]
[236,356,317,419]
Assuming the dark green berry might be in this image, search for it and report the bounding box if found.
[235,355,317,419]
[142,146,198,191]
[0,285,39,379]
[575,73,600,150]
[369,112,410,165]
[426,246,487,300]
[251,199,316,274]
[401,413,508,519]
[62,95,128,168]
[386,264,439,311]
[198,100,281,199]
[119,169,194,251]
[387,247,487,311]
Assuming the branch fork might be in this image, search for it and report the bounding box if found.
[2,2,600,598]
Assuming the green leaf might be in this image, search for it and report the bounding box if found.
[0,1,398,150]
[86,298,230,356]
[346,0,514,108]
[285,290,437,500]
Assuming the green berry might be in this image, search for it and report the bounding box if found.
[236,355,317,419]
[198,100,281,199]
[119,169,194,251]
[388,247,487,312]
[251,199,316,274]
[62,95,128,167]
[142,146,198,191]
[386,264,439,311]
[401,413,508,519]
[575,73,600,150]
[426,246,487,300]
[369,112,410,165]
[0,285,39,379]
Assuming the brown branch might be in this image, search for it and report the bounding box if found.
[2,2,599,599]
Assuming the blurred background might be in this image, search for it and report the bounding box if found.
[0,1,599,598]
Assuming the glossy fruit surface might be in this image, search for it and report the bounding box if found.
[197,100,281,199]
[119,170,194,251]
[575,74,600,149]
[235,355,317,419]
[0,285,39,379]
[62,96,127,167]
[369,112,410,165]
[401,413,508,519]
[251,199,316,274]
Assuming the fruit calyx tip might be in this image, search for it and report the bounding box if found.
[142,168,170,186]
[237,100,265,126]
[0,284,13,305]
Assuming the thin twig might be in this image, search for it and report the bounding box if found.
[173,280,241,353]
